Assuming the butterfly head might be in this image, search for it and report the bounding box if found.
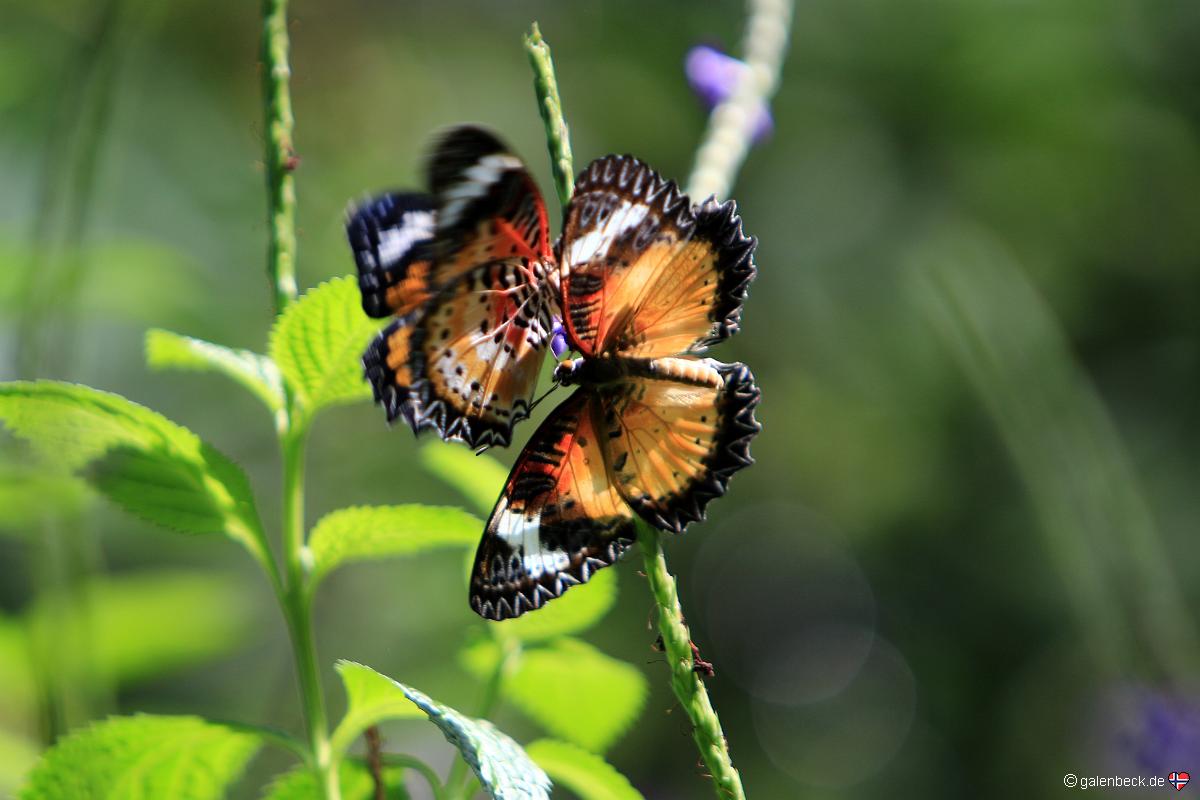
[552,357,585,387]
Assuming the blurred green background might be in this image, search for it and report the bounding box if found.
[2,0,1199,797]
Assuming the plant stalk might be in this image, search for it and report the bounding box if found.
[687,0,793,200]
[638,522,745,800]
[279,425,341,800]
[262,0,299,313]
[261,1,337,794]
[524,23,574,213]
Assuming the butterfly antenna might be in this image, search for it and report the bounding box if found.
[527,382,560,414]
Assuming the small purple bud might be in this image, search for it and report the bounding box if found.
[686,45,773,143]
[550,317,569,359]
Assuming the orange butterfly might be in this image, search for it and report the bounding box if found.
[470,155,761,620]
[347,126,557,448]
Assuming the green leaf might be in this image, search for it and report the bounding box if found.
[525,740,643,800]
[331,661,424,756]
[146,329,286,418]
[26,571,253,688]
[268,276,383,420]
[19,714,262,800]
[466,638,647,754]
[492,569,618,643]
[309,505,482,586]
[420,442,508,515]
[335,662,550,800]
[261,762,407,800]
[0,382,268,567]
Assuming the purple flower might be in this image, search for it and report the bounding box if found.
[550,317,569,359]
[686,45,773,143]
[1094,684,1200,777]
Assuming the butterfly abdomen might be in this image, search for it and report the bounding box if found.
[624,357,725,388]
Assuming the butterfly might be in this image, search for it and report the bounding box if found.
[347,126,558,449]
[469,154,762,620]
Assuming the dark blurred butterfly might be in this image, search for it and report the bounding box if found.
[469,154,762,620]
[347,126,557,449]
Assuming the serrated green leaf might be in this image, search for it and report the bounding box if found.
[261,761,408,800]
[268,276,383,420]
[19,714,261,800]
[309,505,482,586]
[146,329,286,418]
[0,382,268,567]
[335,662,550,800]
[525,740,643,800]
[331,661,424,756]
[491,569,617,643]
[501,639,647,754]
[26,571,252,688]
[420,443,508,515]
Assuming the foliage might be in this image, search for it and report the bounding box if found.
[308,505,481,587]
[0,382,269,569]
[525,740,643,800]
[268,276,383,426]
[262,762,408,800]
[18,715,262,800]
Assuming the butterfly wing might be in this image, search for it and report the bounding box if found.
[346,193,437,318]
[470,390,635,620]
[364,258,555,448]
[598,358,760,533]
[356,126,557,446]
[560,155,755,359]
[427,125,553,278]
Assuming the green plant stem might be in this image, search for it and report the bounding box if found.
[278,425,340,800]
[687,0,794,200]
[638,522,745,800]
[262,0,299,313]
[524,23,747,797]
[524,23,574,213]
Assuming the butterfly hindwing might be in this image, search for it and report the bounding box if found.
[470,390,635,620]
[346,193,437,318]
[599,358,761,533]
[559,156,756,359]
[366,258,555,448]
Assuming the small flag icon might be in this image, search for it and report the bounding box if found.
[1169,771,1190,791]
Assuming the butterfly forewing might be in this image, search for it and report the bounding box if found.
[346,193,437,318]
[560,156,756,360]
[610,198,756,359]
[598,358,761,533]
[470,390,635,620]
[428,126,552,275]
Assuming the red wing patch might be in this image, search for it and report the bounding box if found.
[559,156,756,359]
[470,390,635,620]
